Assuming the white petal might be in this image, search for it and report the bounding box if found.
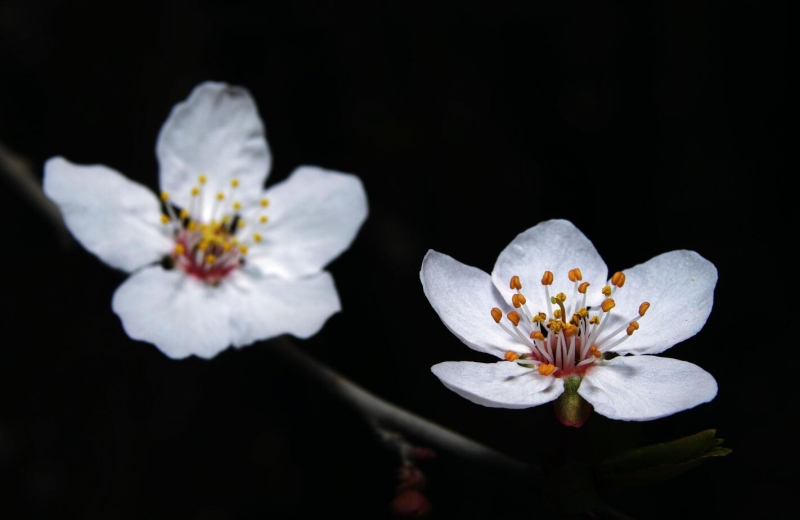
[112,266,340,359]
[606,250,717,355]
[43,157,172,273]
[578,355,717,421]
[492,219,608,312]
[421,251,523,358]
[431,361,564,408]
[157,82,271,218]
[244,166,368,277]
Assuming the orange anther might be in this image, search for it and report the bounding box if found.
[504,351,520,361]
[491,308,503,323]
[538,364,556,376]
[565,324,578,337]
[611,271,626,288]
[510,275,522,290]
[534,312,547,323]
[507,311,521,327]
[530,331,545,341]
[541,271,554,285]
[568,268,583,282]
[589,345,602,358]
[601,299,616,312]
[578,281,590,294]
[511,293,527,308]
[639,302,651,316]
[626,322,640,335]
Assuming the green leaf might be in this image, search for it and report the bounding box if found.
[595,429,731,486]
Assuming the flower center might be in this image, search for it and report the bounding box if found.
[159,175,270,285]
[493,268,650,377]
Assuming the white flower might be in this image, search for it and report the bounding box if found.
[44,81,368,359]
[421,219,717,424]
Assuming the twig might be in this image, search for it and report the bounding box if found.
[0,140,72,247]
[270,336,537,480]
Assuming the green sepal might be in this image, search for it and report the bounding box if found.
[595,428,731,486]
[553,375,593,428]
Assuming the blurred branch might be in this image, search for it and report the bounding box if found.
[0,139,72,247]
[270,336,538,481]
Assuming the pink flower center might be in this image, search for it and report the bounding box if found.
[493,269,650,378]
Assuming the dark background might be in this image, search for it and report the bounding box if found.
[0,1,791,519]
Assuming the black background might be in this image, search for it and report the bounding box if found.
[0,1,792,519]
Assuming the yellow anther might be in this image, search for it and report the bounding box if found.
[548,320,565,334]
[205,254,217,265]
[191,187,200,196]
[238,220,246,228]
[589,345,602,358]
[174,244,185,256]
[253,233,262,243]
[553,309,563,319]
[259,215,268,224]
[530,331,545,342]
[197,175,207,185]
[602,285,612,297]
[555,292,567,303]
[511,293,527,308]
[187,221,198,231]
[491,308,503,323]
[222,242,233,252]
[197,240,208,251]
[578,281,590,294]
[611,271,626,288]
[260,198,270,208]
[504,351,520,362]
[233,201,242,211]
[230,178,239,188]
[578,308,588,318]
[601,299,616,312]
[179,209,189,220]
[216,192,225,201]
[239,244,249,255]
[160,214,170,224]
[541,271,554,286]
[533,312,546,323]
[589,316,600,325]
[510,275,522,290]
[538,364,556,376]
[639,302,651,316]
[570,314,581,326]
[626,322,640,335]
[565,324,578,337]
[160,191,170,202]
[568,268,583,282]
[507,311,521,327]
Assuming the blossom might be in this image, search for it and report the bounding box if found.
[44,81,368,359]
[421,219,717,426]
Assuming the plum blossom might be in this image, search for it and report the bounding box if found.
[421,219,717,426]
[44,81,368,359]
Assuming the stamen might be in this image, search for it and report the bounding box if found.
[577,282,590,294]
[504,351,520,361]
[507,311,521,327]
[510,275,522,290]
[239,244,248,255]
[198,175,207,185]
[601,299,616,312]
[626,322,639,335]
[530,331,545,342]
[160,214,170,224]
[568,268,583,282]
[191,187,200,196]
[233,201,242,211]
[230,178,239,188]
[260,198,270,208]
[259,215,268,224]
[253,233,262,243]
[611,271,626,288]
[602,285,612,297]
[541,271,553,285]
[538,363,556,376]
[174,244,185,256]
[491,308,503,323]
[639,302,651,316]
[160,191,170,202]
[511,294,526,308]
